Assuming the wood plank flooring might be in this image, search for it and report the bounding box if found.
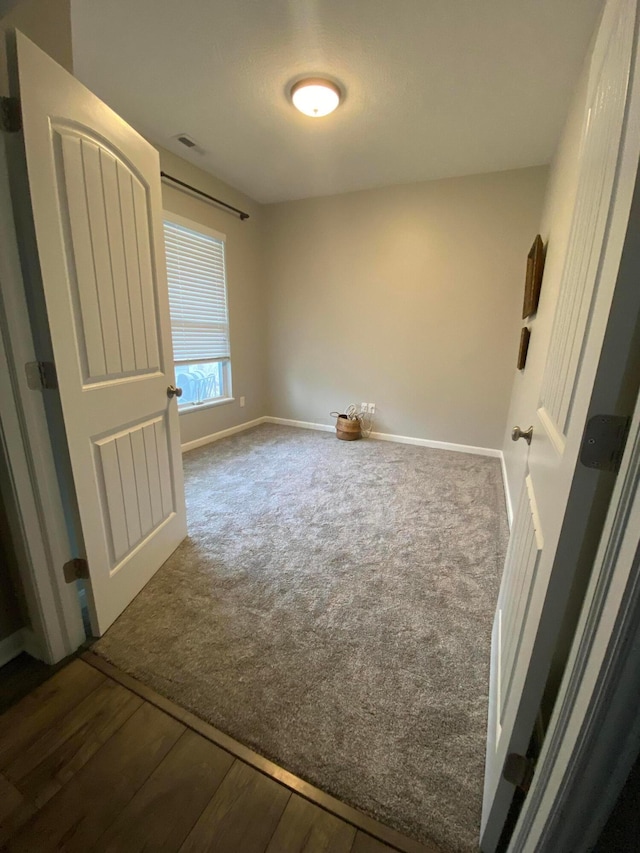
[0,656,440,853]
[0,653,74,716]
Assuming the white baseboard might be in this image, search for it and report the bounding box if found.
[181,416,267,453]
[0,628,25,667]
[264,416,501,458]
[263,416,334,433]
[500,452,514,529]
[369,429,501,458]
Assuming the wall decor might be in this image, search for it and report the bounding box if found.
[522,234,545,319]
[517,327,531,370]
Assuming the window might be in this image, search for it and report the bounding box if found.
[163,214,232,410]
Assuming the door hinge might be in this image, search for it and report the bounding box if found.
[0,96,21,133]
[503,753,536,793]
[580,414,630,473]
[25,361,58,390]
[63,557,89,583]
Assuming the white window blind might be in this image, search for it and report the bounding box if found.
[163,219,230,363]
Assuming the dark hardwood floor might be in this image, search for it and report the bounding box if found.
[0,652,74,716]
[0,655,439,853]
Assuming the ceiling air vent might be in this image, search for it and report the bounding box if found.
[173,133,204,154]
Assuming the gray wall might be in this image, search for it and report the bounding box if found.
[159,159,548,452]
[264,167,548,449]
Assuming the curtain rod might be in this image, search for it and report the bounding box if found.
[160,171,250,221]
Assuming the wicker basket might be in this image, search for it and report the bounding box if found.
[335,414,361,441]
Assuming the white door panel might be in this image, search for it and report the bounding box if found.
[13,32,186,634]
[497,475,544,738]
[56,128,161,380]
[482,0,640,848]
[539,0,632,444]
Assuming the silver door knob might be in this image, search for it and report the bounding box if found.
[167,385,183,399]
[512,425,533,445]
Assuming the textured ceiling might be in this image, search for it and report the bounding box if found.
[71,0,603,204]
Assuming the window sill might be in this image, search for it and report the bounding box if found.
[178,397,235,415]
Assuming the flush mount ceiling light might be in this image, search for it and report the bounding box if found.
[290,78,342,117]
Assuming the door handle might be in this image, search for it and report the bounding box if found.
[512,425,533,445]
[167,385,183,399]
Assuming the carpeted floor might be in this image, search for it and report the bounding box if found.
[93,424,508,852]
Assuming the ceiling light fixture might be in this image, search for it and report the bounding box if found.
[290,78,341,117]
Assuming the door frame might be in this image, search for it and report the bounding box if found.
[0,106,84,664]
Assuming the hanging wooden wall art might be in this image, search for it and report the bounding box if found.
[517,327,531,370]
[522,234,545,319]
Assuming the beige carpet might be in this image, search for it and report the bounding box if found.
[93,424,508,852]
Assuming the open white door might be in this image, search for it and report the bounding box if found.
[8,32,187,635]
[482,0,640,849]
